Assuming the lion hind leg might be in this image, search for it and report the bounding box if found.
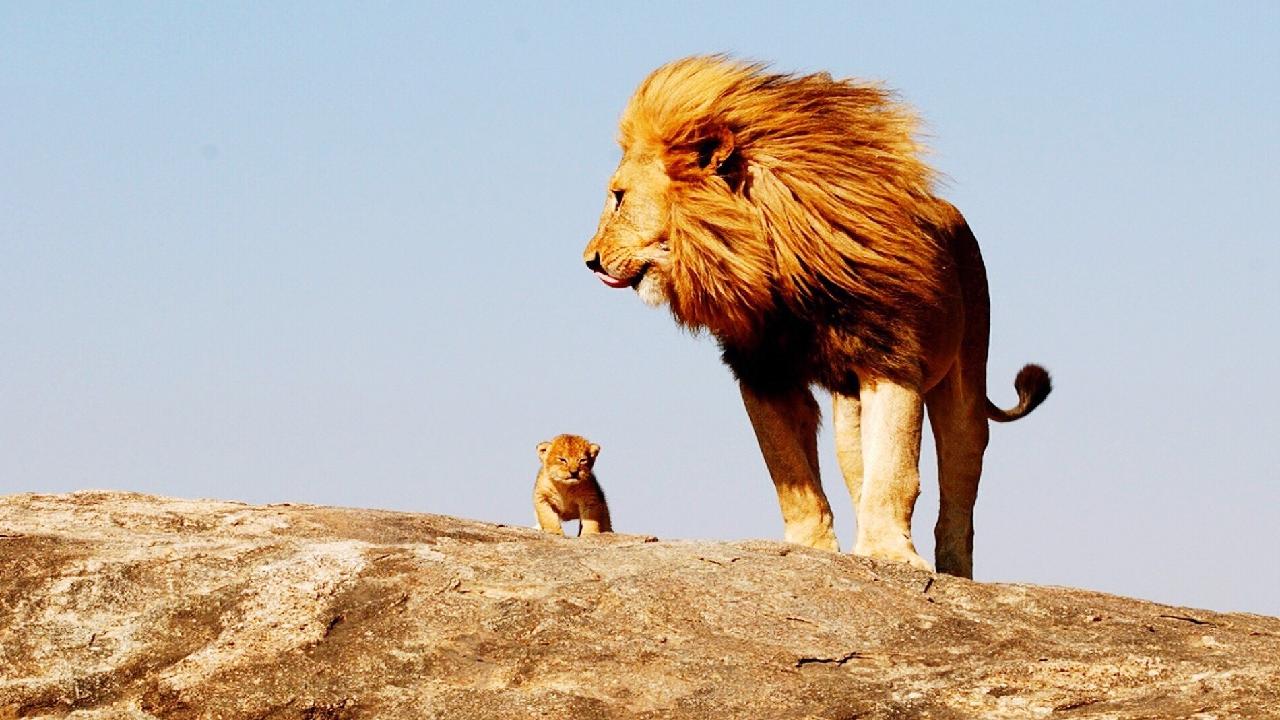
[926,366,990,578]
[740,383,839,551]
[852,379,931,571]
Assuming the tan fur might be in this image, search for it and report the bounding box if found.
[533,434,612,536]
[583,57,1050,577]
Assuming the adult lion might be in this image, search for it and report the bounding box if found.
[582,56,1050,578]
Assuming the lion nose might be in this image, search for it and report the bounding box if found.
[585,253,604,273]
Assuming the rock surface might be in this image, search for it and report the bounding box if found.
[1,492,1277,719]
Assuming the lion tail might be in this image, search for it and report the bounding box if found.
[986,364,1052,423]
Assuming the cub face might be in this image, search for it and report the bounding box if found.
[536,434,601,485]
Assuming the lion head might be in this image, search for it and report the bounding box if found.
[583,56,949,351]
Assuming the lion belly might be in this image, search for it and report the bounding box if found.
[719,257,968,397]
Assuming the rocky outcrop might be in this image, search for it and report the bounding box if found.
[1,491,1277,719]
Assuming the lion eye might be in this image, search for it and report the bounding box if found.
[612,189,625,209]
[558,457,569,465]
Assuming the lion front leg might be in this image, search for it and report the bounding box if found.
[739,383,839,551]
[832,392,865,513]
[852,379,932,571]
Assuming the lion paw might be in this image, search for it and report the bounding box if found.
[807,534,840,553]
[784,524,840,552]
[853,537,934,572]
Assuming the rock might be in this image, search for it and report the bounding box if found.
[1,491,1277,719]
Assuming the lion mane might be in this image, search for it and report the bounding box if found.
[619,56,953,385]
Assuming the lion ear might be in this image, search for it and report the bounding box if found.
[536,441,551,459]
[694,125,735,172]
[667,124,737,181]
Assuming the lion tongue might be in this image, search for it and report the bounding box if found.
[594,270,633,289]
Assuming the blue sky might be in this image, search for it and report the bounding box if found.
[2,2,1277,615]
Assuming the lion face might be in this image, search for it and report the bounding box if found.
[583,126,773,342]
[582,152,674,308]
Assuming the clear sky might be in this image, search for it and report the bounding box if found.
[3,2,1277,615]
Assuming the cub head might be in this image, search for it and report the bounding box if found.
[536,434,600,485]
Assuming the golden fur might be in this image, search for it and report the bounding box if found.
[584,57,1050,576]
[533,434,612,536]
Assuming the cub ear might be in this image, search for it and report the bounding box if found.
[536,441,551,459]
[667,124,737,181]
[588,443,600,459]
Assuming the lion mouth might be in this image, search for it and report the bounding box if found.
[594,264,649,290]
[593,269,634,289]
[586,251,650,290]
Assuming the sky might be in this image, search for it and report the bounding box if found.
[2,2,1277,616]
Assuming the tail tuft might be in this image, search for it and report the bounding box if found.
[987,364,1052,422]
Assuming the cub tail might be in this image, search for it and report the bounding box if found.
[987,364,1052,423]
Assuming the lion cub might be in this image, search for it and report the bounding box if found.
[533,434,612,536]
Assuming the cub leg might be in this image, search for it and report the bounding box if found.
[534,496,565,536]
[740,383,839,551]
[578,498,612,535]
[853,379,931,570]
[925,366,989,578]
